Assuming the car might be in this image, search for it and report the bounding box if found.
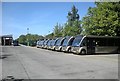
[13,40,19,46]
[61,36,75,52]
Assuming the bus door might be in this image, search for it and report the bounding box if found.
[87,38,95,54]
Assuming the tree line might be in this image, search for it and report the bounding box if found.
[17,2,120,46]
[17,34,44,46]
[45,2,120,39]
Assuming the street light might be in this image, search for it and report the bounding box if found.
[27,28,29,46]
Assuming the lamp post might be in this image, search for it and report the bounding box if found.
[27,28,29,46]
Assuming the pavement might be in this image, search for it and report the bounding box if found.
[0,45,119,79]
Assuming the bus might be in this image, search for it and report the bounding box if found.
[43,39,50,49]
[54,37,65,51]
[36,40,40,48]
[37,40,45,48]
[47,39,53,50]
[71,35,120,54]
[61,36,75,52]
[50,38,59,51]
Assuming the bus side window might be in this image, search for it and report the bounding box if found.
[96,41,99,46]
[96,38,107,46]
[93,40,96,46]
[81,38,86,46]
[69,38,74,45]
[82,42,86,46]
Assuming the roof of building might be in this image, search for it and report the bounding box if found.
[0,35,13,38]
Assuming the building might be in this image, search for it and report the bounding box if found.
[0,35,13,46]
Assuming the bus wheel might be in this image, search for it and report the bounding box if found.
[59,47,62,52]
[80,50,86,55]
[68,48,71,53]
[53,48,55,51]
[118,49,120,54]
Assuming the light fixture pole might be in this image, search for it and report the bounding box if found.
[27,28,29,46]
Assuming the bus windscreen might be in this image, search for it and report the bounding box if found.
[55,39,61,46]
[72,36,82,46]
[62,37,70,46]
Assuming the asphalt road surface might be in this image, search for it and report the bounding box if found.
[0,46,119,79]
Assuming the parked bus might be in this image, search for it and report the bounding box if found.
[61,36,75,52]
[50,38,59,51]
[39,40,45,48]
[55,37,65,51]
[36,40,40,48]
[43,39,50,49]
[47,39,53,50]
[71,35,120,54]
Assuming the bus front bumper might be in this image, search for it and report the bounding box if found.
[71,47,80,54]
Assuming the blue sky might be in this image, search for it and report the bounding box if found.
[2,2,95,39]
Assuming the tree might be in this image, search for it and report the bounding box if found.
[45,33,54,39]
[63,5,82,36]
[63,20,82,36]
[53,23,63,37]
[67,5,80,26]
[48,5,82,37]
[17,34,44,46]
[82,2,120,36]
[17,35,26,43]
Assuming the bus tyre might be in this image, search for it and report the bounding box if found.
[80,50,86,55]
[118,49,120,54]
[53,48,55,51]
[68,48,71,53]
[59,47,62,52]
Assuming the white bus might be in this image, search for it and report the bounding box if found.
[61,36,75,52]
[71,35,120,54]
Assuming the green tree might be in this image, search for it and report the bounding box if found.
[63,20,81,36]
[63,5,82,36]
[17,35,27,44]
[17,34,44,46]
[82,2,120,36]
[53,23,63,37]
[45,33,54,39]
[67,5,79,26]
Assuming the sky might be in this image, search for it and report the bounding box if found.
[2,2,95,39]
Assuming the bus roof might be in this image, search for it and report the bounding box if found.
[84,35,120,38]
